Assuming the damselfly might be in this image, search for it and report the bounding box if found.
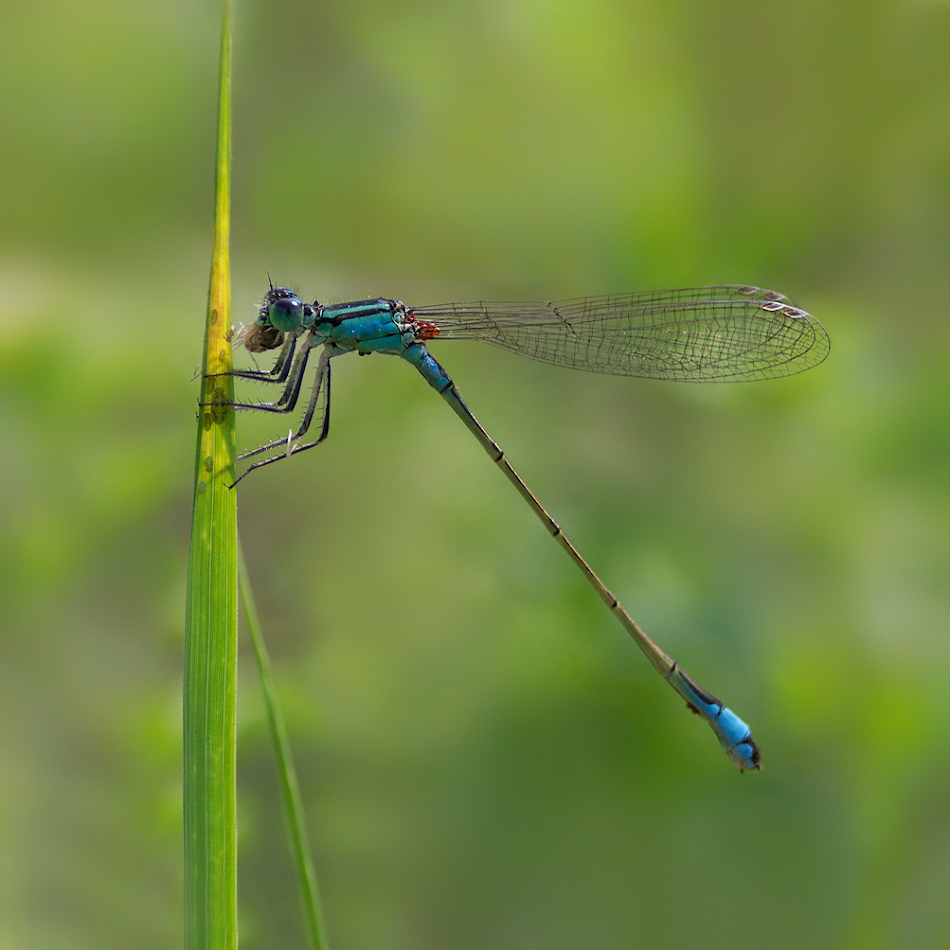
[219,283,830,771]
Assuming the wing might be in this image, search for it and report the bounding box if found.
[409,285,830,382]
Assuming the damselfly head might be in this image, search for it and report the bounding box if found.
[262,287,315,334]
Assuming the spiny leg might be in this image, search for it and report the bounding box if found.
[203,333,297,389]
[227,333,297,384]
[228,332,315,414]
[231,349,333,485]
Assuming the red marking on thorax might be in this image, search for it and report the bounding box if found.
[408,312,441,340]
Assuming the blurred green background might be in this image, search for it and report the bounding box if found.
[3,0,949,947]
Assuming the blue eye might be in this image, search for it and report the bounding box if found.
[265,288,306,332]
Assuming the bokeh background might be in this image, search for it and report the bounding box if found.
[3,1,949,947]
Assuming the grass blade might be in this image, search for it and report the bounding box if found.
[184,0,237,946]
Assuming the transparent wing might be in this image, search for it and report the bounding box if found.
[410,285,829,382]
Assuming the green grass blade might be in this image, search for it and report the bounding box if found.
[239,545,331,950]
[184,1,237,947]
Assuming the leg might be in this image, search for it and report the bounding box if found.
[231,349,333,485]
[202,333,297,386]
[226,332,315,414]
[227,334,297,384]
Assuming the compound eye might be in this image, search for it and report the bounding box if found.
[265,288,305,332]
